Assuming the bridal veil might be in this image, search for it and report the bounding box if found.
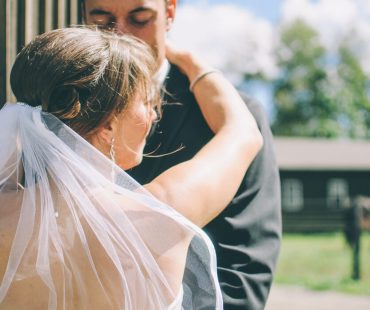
[0,103,222,309]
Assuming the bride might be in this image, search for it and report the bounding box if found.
[0,27,262,309]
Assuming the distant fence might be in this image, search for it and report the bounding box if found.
[282,198,345,233]
[282,207,345,233]
[1,0,81,105]
[282,197,370,233]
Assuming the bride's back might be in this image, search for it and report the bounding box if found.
[0,189,121,309]
[0,184,190,310]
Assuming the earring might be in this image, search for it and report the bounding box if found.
[110,138,116,163]
[110,138,116,181]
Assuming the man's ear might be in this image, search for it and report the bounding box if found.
[166,0,177,31]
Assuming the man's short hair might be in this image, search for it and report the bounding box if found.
[79,0,169,4]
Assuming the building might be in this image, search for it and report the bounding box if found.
[274,137,370,232]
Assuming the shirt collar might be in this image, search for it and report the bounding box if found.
[154,59,170,87]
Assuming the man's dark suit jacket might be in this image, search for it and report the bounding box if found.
[129,65,282,310]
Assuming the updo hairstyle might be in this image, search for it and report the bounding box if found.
[9,27,160,137]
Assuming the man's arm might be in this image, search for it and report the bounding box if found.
[205,96,282,309]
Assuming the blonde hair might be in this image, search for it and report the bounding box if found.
[10,27,160,137]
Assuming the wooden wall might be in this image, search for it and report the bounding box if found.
[280,170,370,232]
[1,0,81,105]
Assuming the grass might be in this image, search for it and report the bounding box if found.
[274,232,370,296]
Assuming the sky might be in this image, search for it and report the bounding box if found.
[169,0,370,117]
[183,0,283,23]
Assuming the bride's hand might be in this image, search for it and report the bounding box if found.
[165,44,210,84]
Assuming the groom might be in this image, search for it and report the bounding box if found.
[81,0,281,309]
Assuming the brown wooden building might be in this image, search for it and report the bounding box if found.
[274,137,370,232]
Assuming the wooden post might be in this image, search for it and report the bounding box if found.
[1,0,80,104]
[6,0,18,103]
[352,200,362,280]
[0,0,6,105]
[344,197,362,281]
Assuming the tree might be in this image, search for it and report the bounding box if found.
[271,19,370,139]
[272,20,341,138]
[334,44,370,139]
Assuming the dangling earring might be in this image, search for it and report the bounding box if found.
[110,138,116,181]
[110,138,116,162]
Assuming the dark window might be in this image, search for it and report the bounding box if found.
[282,179,304,212]
[327,178,349,208]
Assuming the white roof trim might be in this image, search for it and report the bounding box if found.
[274,137,370,170]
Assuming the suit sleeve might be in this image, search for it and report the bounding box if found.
[204,95,282,310]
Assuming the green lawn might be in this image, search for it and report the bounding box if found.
[274,232,370,296]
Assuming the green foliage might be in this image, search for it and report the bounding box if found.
[271,20,370,138]
[275,233,370,296]
[334,45,370,138]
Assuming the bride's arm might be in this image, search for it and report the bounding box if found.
[145,46,263,227]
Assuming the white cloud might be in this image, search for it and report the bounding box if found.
[281,0,370,74]
[359,0,370,17]
[169,3,278,84]
[169,0,370,84]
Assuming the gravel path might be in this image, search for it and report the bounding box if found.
[265,284,370,310]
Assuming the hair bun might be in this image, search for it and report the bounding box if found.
[47,86,81,119]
